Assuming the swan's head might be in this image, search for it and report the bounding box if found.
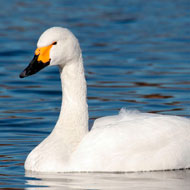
[20,27,81,78]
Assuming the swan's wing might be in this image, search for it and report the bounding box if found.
[69,109,190,172]
[92,108,160,129]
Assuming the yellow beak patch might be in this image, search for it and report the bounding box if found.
[35,44,53,63]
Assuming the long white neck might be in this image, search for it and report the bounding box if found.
[52,55,88,152]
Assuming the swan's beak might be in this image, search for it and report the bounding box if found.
[19,44,53,78]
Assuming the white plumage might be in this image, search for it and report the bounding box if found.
[23,27,190,172]
[69,109,190,172]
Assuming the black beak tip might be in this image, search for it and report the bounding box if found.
[19,55,50,79]
[19,71,26,78]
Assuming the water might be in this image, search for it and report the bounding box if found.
[0,0,190,189]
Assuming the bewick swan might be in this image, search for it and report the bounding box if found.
[20,27,190,172]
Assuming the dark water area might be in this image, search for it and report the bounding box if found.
[0,0,190,189]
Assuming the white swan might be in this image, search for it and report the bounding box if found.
[20,27,190,172]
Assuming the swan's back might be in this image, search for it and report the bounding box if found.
[68,109,190,172]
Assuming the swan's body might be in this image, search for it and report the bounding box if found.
[20,27,190,172]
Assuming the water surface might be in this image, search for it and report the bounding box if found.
[0,0,190,189]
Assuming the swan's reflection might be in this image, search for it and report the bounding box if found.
[25,170,190,190]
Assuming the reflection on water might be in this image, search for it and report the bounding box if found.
[0,0,190,189]
[25,170,190,190]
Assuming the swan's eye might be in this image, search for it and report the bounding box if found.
[52,42,57,45]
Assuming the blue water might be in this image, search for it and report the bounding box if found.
[0,0,190,189]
